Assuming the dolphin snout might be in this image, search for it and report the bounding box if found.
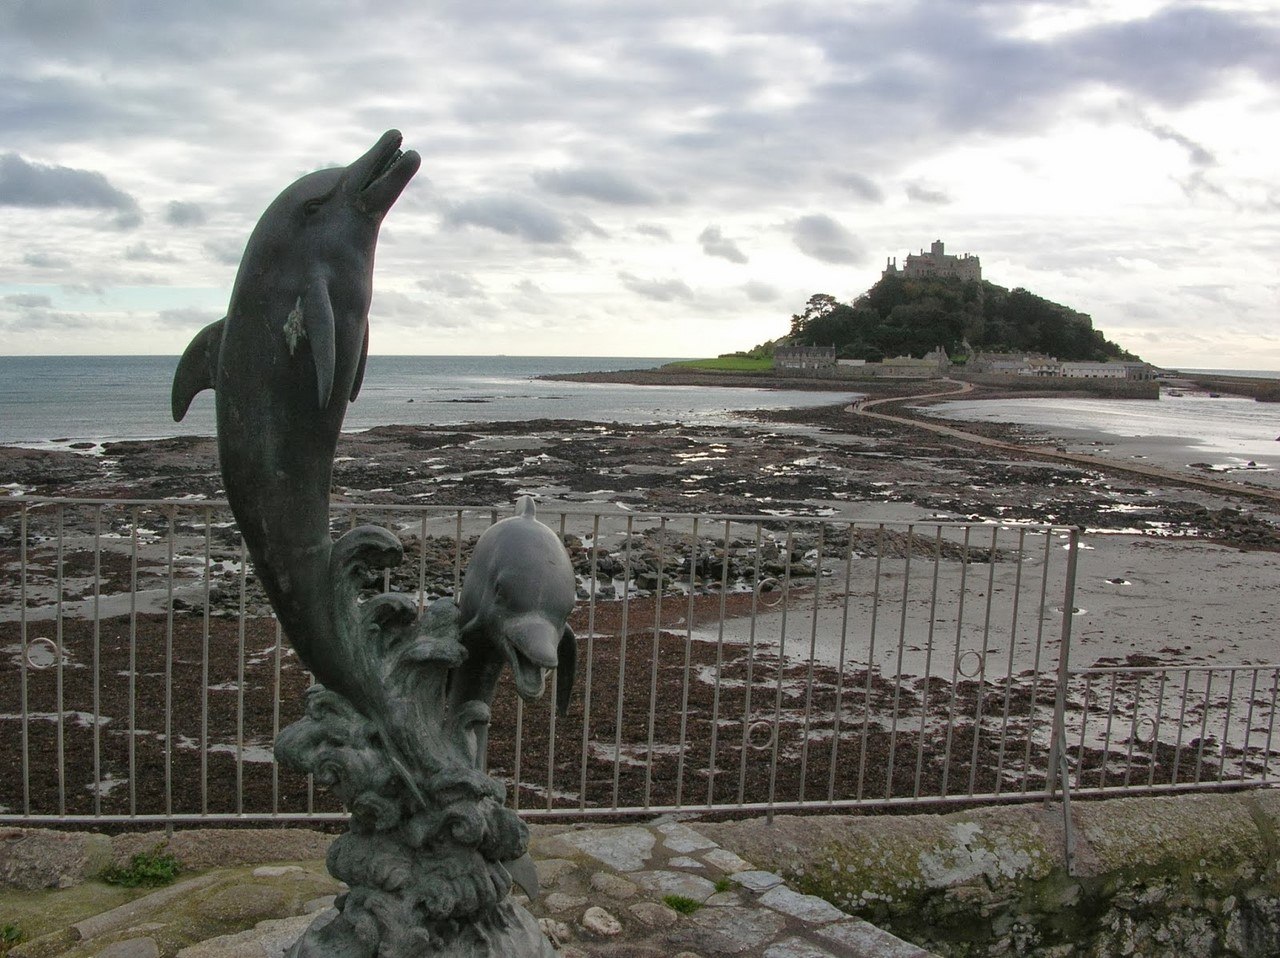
[504,613,563,700]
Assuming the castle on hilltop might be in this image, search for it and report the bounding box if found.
[883,240,981,282]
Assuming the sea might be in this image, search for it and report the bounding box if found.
[0,355,857,445]
[927,370,1280,468]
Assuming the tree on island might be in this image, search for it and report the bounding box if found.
[779,274,1137,362]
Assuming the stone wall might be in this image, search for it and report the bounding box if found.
[699,791,1280,957]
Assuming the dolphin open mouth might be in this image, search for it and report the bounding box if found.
[356,130,421,215]
[507,645,548,700]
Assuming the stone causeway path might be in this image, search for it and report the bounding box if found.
[1,819,936,957]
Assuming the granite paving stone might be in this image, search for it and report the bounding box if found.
[762,937,841,958]
[559,825,656,871]
[632,869,719,901]
[730,869,786,893]
[758,885,847,924]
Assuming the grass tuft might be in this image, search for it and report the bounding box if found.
[662,893,703,915]
[101,847,181,888]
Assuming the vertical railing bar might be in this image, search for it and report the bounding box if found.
[128,507,139,817]
[19,503,31,816]
[993,528,1026,796]
[1148,671,1167,788]
[1044,528,1080,805]
[856,526,886,802]
[737,523,764,805]
[92,505,103,816]
[200,508,211,815]
[453,510,464,597]
[1193,671,1213,784]
[1262,669,1279,780]
[1021,531,1054,792]
[236,536,247,815]
[1240,669,1259,783]
[1098,670,1119,790]
[55,505,67,815]
[1171,670,1191,784]
[765,525,794,820]
[939,525,972,798]
[966,526,999,796]
[1073,675,1092,790]
[272,619,283,814]
[707,518,732,807]
[798,523,826,804]
[1218,670,1237,784]
[611,516,634,809]
[884,524,912,801]
[164,505,176,821]
[512,697,524,811]
[546,515,567,812]
[1123,675,1143,787]
[827,522,858,803]
[417,514,428,615]
[912,526,944,800]
[577,514,600,811]
[676,518,700,807]
[644,518,667,808]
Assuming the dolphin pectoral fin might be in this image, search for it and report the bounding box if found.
[171,317,225,421]
[349,324,369,402]
[304,279,337,409]
[556,625,576,716]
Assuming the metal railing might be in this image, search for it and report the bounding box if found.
[1,496,1276,826]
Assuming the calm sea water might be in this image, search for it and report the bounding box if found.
[929,371,1280,464]
[0,355,856,444]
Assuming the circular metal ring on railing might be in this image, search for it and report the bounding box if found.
[1136,716,1158,747]
[747,720,777,751]
[757,577,784,609]
[958,649,984,679]
[26,637,59,670]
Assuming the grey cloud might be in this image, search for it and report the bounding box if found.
[125,241,178,263]
[534,167,659,206]
[443,194,571,244]
[832,172,884,203]
[4,293,53,308]
[636,224,672,241]
[0,152,141,227]
[619,272,694,302]
[203,238,244,266]
[157,307,221,329]
[905,182,951,205]
[418,272,487,299]
[166,201,207,226]
[742,281,779,303]
[22,251,72,269]
[698,225,748,264]
[791,214,865,265]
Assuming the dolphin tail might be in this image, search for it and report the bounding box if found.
[171,317,225,421]
[556,625,576,716]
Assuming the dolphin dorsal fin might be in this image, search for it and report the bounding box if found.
[171,317,226,421]
[514,496,536,519]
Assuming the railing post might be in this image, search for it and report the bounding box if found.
[1045,527,1081,874]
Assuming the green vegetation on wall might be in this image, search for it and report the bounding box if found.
[785,275,1136,362]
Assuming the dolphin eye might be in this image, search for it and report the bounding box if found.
[303,197,325,216]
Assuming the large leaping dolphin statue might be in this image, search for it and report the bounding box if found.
[171,130,420,711]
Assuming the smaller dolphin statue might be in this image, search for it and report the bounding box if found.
[450,497,577,763]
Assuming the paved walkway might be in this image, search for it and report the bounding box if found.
[3,820,935,957]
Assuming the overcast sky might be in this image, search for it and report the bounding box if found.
[1,0,1277,368]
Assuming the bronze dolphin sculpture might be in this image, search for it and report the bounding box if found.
[171,130,420,710]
